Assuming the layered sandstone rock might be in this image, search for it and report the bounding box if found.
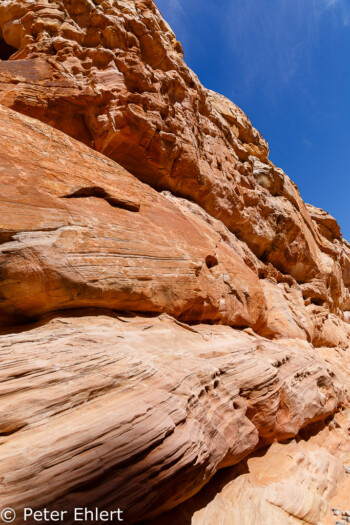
[0,105,267,330]
[0,0,347,296]
[154,413,350,525]
[1,311,349,525]
[0,1,349,524]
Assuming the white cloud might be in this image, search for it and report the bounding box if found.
[218,0,350,104]
[324,0,340,8]
[157,0,185,24]
[322,0,350,24]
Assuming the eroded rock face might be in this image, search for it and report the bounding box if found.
[156,413,350,525]
[0,0,347,301]
[0,311,348,524]
[0,105,266,330]
[0,1,349,524]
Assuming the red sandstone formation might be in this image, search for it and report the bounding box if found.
[0,105,266,330]
[0,1,349,524]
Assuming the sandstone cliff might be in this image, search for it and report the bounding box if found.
[0,1,349,524]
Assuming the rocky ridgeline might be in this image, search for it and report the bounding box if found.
[0,1,350,524]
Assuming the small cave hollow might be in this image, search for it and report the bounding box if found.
[310,297,325,306]
[61,186,140,212]
[205,255,219,269]
[0,38,17,60]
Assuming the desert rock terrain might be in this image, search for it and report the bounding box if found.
[0,1,349,523]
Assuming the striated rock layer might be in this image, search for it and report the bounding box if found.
[0,105,265,330]
[0,1,349,524]
[1,311,350,525]
[0,0,348,296]
[0,0,349,347]
[148,412,350,525]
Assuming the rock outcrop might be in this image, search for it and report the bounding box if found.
[0,105,266,330]
[150,413,350,525]
[1,310,350,524]
[0,1,349,524]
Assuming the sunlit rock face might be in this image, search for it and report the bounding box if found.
[1,311,349,524]
[0,1,350,524]
[0,0,348,301]
[0,105,266,330]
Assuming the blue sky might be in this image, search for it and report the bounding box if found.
[156,0,350,240]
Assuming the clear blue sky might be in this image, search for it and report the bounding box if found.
[156,0,350,240]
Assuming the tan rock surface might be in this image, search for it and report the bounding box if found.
[155,413,350,525]
[0,311,348,524]
[0,1,349,524]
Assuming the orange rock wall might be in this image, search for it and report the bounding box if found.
[0,1,349,524]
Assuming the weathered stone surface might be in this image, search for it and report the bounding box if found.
[157,413,350,525]
[0,0,347,299]
[0,311,347,524]
[0,1,349,524]
[259,279,313,341]
[0,105,265,330]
